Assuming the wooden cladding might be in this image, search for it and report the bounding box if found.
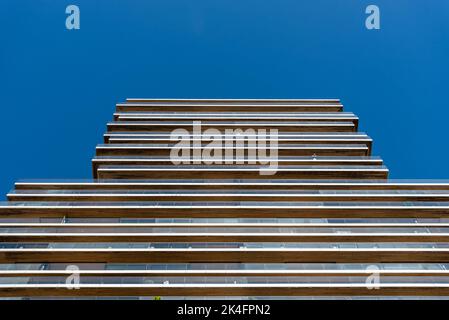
[2,248,449,263]
[2,98,449,298]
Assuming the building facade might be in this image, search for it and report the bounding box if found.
[1,98,449,299]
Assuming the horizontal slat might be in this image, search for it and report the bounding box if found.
[5,283,449,297]
[106,138,373,148]
[14,180,449,191]
[104,132,370,139]
[92,156,382,169]
[1,222,449,228]
[116,105,344,112]
[0,202,447,218]
[9,190,449,202]
[1,232,449,242]
[114,114,359,126]
[114,112,354,118]
[1,248,449,263]
[125,98,342,103]
[107,121,355,132]
[103,134,373,153]
[2,269,449,277]
[95,144,369,157]
[96,165,388,180]
[106,139,372,148]
[117,100,343,112]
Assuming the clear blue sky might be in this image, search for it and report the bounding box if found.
[1,1,449,197]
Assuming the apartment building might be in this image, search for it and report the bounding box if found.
[1,99,449,299]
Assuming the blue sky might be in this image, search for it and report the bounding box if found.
[0,1,449,197]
